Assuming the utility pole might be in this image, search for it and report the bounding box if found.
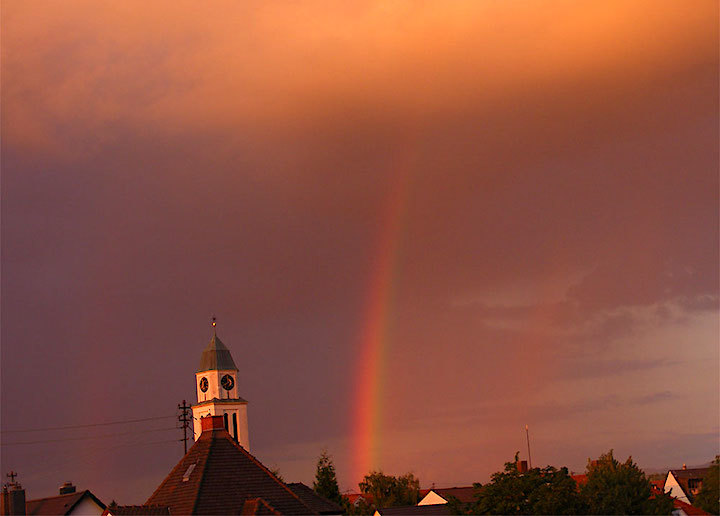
[178,400,192,454]
[525,424,532,469]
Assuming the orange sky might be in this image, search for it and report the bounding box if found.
[1,0,718,503]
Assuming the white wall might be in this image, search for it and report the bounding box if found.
[69,496,104,516]
[664,472,690,504]
[418,491,448,505]
[195,369,239,402]
[191,402,250,451]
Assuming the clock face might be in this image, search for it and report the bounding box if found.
[221,374,234,391]
[199,377,209,392]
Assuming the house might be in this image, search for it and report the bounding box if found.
[374,504,451,516]
[664,466,711,505]
[671,498,710,516]
[344,493,373,508]
[417,487,477,506]
[25,483,105,516]
[143,415,322,514]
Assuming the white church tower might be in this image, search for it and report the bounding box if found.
[191,318,250,450]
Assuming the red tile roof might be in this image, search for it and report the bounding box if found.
[146,417,315,515]
[345,493,373,505]
[103,505,170,515]
[571,474,588,486]
[26,490,105,515]
[673,498,711,515]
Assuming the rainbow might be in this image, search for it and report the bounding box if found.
[349,153,413,486]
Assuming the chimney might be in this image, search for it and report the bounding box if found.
[59,482,76,495]
[516,460,529,473]
[682,464,687,470]
[1,484,26,516]
[200,415,225,433]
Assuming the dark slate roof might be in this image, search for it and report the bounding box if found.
[26,490,106,515]
[670,467,711,480]
[377,504,452,515]
[104,505,170,515]
[197,333,238,372]
[146,426,315,515]
[427,487,477,504]
[286,483,343,514]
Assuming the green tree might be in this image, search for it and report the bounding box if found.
[313,450,343,505]
[358,470,420,509]
[450,453,585,515]
[581,450,674,515]
[694,456,719,515]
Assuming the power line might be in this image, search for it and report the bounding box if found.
[1,426,178,446]
[0,415,176,433]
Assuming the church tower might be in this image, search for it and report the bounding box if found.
[191,319,250,450]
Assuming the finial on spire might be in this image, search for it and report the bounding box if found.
[211,315,217,334]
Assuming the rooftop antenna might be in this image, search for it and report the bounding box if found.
[525,424,533,469]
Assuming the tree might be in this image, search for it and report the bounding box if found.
[358,470,420,509]
[694,456,719,515]
[313,450,343,505]
[580,450,674,515]
[450,453,585,514]
[269,466,284,482]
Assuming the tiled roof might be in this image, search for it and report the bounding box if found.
[571,474,588,486]
[669,467,711,502]
[673,499,711,515]
[103,505,170,515]
[345,493,373,505]
[377,504,452,515]
[146,419,314,515]
[429,487,477,504]
[26,490,105,515]
[287,483,343,514]
[670,468,711,480]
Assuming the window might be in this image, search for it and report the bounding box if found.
[182,463,196,482]
[232,413,238,441]
[223,413,228,431]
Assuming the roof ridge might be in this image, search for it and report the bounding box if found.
[26,491,84,503]
[65,491,102,514]
[222,432,316,514]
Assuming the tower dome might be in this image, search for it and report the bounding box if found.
[198,333,238,372]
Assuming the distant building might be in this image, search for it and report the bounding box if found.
[344,492,374,509]
[664,466,711,505]
[374,504,451,516]
[102,505,170,515]
[417,487,477,506]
